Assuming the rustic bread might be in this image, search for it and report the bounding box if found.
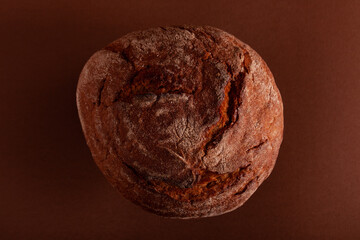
[76,25,283,218]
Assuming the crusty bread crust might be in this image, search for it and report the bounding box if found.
[76,25,283,218]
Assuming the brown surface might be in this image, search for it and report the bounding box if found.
[76,25,283,218]
[0,0,359,238]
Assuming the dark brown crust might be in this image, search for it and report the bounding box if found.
[76,25,284,218]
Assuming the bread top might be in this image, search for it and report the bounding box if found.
[77,25,283,204]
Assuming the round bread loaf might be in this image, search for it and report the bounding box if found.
[76,25,283,218]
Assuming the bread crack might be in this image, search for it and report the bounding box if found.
[246,139,269,153]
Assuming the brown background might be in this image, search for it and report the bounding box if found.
[1,0,360,239]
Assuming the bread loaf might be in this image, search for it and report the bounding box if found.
[76,25,283,218]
